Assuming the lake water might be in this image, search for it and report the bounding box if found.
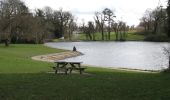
[45,42,170,71]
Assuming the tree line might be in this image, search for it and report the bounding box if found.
[139,1,170,41]
[139,7,167,34]
[0,0,131,46]
[81,8,130,41]
[1,0,170,46]
[0,0,76,46]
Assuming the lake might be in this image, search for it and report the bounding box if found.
[45,42,170,71]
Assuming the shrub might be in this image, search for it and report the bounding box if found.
[144,34,169,42]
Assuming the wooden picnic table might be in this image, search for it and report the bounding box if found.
[53,61,86,74]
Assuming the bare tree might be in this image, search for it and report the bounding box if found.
[0,0,29,45]
[139,7,167,34]
[118,21,124,41]
[112,21,127,41]
[112,22,119,41]
[103,8,116,40]
[85,21,95,40]
[32,9,46,44]
[140,9,153,31]
[43,6,53,20]
[94,12,105,40]
[67,17,77,40]
[56,9,73,38]
[152,7,161,34]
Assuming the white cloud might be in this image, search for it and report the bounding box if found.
[24,0,167,26]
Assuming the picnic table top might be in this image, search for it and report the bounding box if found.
[54,61,83,63]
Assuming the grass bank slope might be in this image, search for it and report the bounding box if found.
[78,31,144,41]
[0,44,65,73]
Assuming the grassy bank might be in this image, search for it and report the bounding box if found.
[78,31,144,41]
[0,44,170,100]
[0,44,65,73]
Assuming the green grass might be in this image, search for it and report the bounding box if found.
[0,44,170,100]
[0,44,65,73]
[78,31,145,41]
[126,31,145,41]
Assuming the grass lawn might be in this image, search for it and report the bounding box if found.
[0,44,170,100]
[0,44,65,73]
[78,31,144,41]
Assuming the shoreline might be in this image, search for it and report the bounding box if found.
[31,51,83,62]
[82,64,160,73]
[32,51,159,73]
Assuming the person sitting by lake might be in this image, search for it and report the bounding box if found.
[73,46,77,51]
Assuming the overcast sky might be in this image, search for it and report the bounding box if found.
[24,0,167,26]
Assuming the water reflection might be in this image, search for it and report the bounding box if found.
[45,42,170,71]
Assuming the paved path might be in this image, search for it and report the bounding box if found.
[32,51,83,62]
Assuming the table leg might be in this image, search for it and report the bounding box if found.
[80,70,82,74]
[65,69,68,75]
[69,68,73,74]
[55,63,60,74]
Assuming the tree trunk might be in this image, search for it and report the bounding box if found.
[153,21,158,34]
[88,33,92,40]
[108,30,110,40]
[169,56,170,69]
[101,29,104,40]
[115,30,118,41]
[86,33,88,40]
[93,33,95,41]
[4,39,9,47]
[120,31,123,41]
[108,21,111,40]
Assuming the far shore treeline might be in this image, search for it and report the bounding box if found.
[0,0,170,46]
